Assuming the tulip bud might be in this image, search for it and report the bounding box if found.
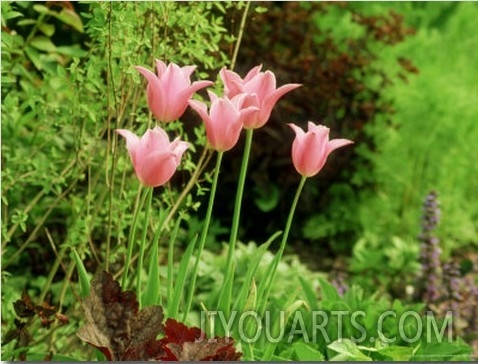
[189,91,258,152]
[136,60,213,122]
[116,127,188,187]
[220,65,301,129]
[288,122,353,177]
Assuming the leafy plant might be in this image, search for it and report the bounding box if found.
[77,271,241,361]
[355,2,478,252]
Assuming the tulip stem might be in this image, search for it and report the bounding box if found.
[183,150,224,322]
[279,176,307,256]
[258,175,307,316]
[122,184,146,288]
[136,187,154,302]
[218,128,254,314]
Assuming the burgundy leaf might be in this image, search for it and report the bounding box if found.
[158,318,241,361]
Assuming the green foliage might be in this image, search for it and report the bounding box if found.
[350,233,420,295]
[295,278,472,361]
[2,1,477,361]
[223,1,417,249]
[303,184,361,255]
[355,2,478,253]
[1,1,238,360]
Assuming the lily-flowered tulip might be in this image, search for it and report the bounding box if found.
[219,65,301,129]
[116,127,188,187]
[289,122,353,177]
[135,60,213,122]
[188,91,259,152]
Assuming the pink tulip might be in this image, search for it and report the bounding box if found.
[219,65,301,129]
[116,127,189,187]
[188,91,259,152]
[289,122,353,177]
[135,60,213,122]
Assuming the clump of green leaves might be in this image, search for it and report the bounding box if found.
[355,2,478,252]
[1,1,240,359]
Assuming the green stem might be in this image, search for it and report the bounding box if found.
[167,214,183,308]
[279,176,307,256]
[259,175,307,316]
[144,205,170,307]
[183,151,223,321]
[136,187,154,301]
[230,1,250,71]
[122,184,146,288]
[219,129,254,314]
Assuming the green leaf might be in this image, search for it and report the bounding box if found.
[233,234,277,313]
[318,277,341,302]
[215,261,235,321]
[54,8,84,33]
[412,337,472,361]
[30,36,56,52]
[33,4,50,14]
[328,339,372,361]
[299,275,319,311]
[167,216,182,314]
[243,279,257,312]
[294,342,325,361]
[261,299,308,361]
[3,10,24,21]
[168,235,197,319]
[254,6,268,14]
[141,241,160,307]
[71,248,90,299]
[24,46,42,70]
[17,19,37,26]
[55,45,87,58]
[38,22,55,37]
[376,345,415,361]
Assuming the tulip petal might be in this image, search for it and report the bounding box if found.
[163,63,191,99]
[243,71,274,101]
[207,90,219,104]
[288,122,352,177]
[155,59,167,77]
[243,64,263,82]
[255,83,302,128]
[219,67,245,97]
[181,65,197,79]
[140,150,178,187]
[116,128,140,166]
[136,62,213,122]
[208,98,242,151]
[188,99,211,125]
[170,138,189,161]
[136,65,168,120]
[300,129,329,176]
[327,138,354,155]
[116,126,188,187]
[164,80,213,122]
[148,126,172,151]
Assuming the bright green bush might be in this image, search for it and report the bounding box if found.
[355,2,478,253]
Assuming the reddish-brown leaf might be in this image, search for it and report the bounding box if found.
[158,318,241,361]
[77,271,165,361]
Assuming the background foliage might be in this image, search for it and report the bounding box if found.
[1,1,477,361]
